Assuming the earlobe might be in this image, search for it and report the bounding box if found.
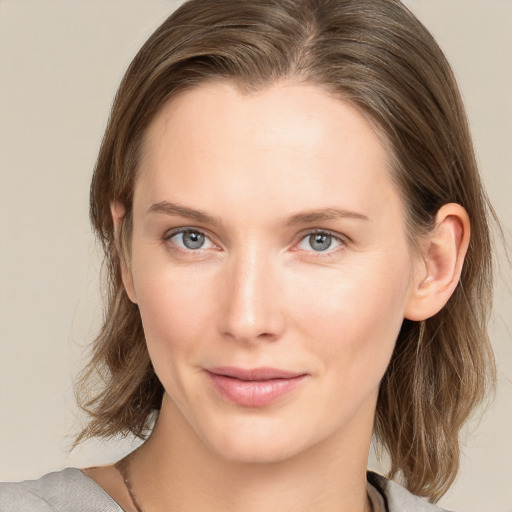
[110,201,138,304]
[405,203,470,321]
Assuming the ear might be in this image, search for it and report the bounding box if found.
[405,203,470,321]
[110,201,137,304]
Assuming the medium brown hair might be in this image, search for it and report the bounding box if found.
[76,0,497,501]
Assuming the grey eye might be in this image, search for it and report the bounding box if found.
[169,229,210,250]
[181,230,205,249]
[308,233,333,251]
[296,231,344,254]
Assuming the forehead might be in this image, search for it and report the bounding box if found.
[143,80,388,165]
[135,80,402,225]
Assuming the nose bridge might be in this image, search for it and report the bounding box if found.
[219,243,284,343]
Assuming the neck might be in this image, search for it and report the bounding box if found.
[129,394,373,512]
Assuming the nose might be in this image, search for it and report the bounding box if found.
[218,247,286,344]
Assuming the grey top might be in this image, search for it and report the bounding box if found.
[0,468,451,511]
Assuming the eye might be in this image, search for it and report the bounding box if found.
[295,231,344,253]
[166,228,216,251]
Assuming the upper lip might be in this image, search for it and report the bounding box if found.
[206,367,306,381]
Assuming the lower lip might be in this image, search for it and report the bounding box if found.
[206,372,307,407]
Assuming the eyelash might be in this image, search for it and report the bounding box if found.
[163,227,347,257]
[293,229,346,256]
[164,227,219,254]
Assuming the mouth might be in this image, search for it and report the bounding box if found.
[205,367,308,407]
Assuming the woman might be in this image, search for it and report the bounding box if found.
[1,0,498,510]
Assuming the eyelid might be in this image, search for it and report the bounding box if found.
[163,226,348,255]
[164,226,219,252]
[292,229,348,255]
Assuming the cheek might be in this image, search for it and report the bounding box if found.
[131,256,219,370]
[292,256,412,381]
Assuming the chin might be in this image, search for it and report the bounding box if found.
[215,438,304,465]
[199,417,317,465]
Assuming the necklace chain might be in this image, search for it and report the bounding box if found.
[115,454,145,512]
[114,453,374,512]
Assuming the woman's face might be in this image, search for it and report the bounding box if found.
[124,80,420,463]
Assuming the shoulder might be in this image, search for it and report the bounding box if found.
[0,468,123,512]
[367,472,454,512]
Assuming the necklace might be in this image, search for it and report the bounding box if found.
[115,454,374,512]
[115,454,145,512]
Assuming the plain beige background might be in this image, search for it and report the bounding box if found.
[0,1,511,510]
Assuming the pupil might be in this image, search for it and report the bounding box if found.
[183,231,204,249]
[309,233,332,251]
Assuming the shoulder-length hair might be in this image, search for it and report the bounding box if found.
[76,0,497,501]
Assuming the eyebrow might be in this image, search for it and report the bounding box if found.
[147,201,223,227]
[147,201,369,226]
[286,208,369,226]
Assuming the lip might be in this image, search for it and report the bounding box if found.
[205,367,308,407]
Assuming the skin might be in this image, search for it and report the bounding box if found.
[84,80,470,512]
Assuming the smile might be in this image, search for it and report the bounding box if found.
[205,367,308,407]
